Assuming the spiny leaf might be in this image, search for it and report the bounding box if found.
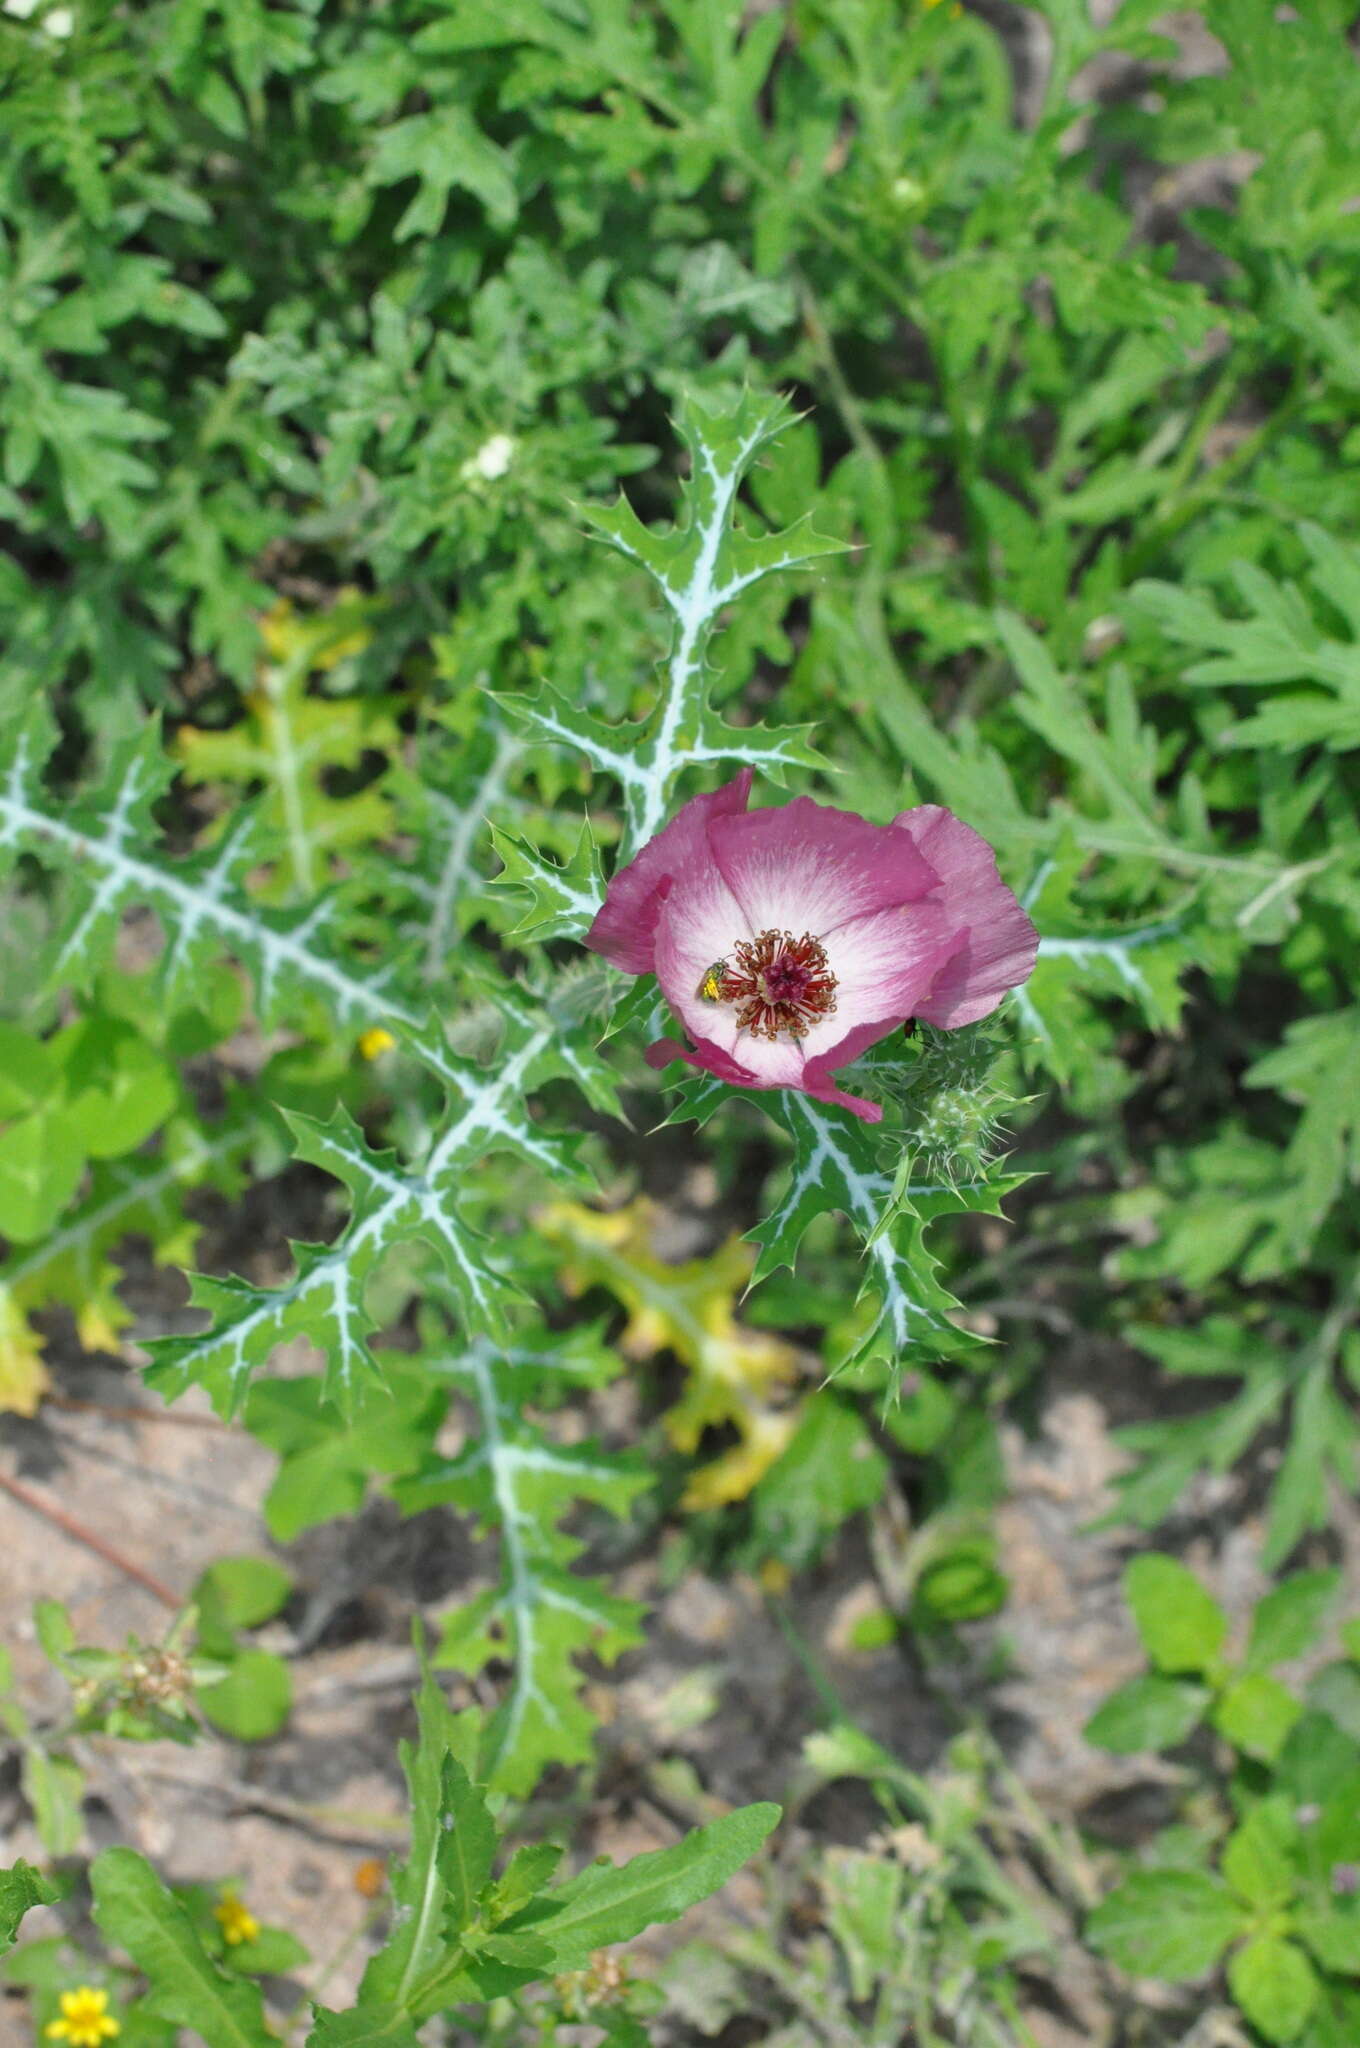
[0,708,422,1041]
[391,717,521,977]
[490,818,606,943]
[395,1322,646,1796]
[1010,834,1193,1085]
[505,389,836,861]
[146,1102,520,1418]
[752,1093,995,1383]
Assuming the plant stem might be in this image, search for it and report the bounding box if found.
[44,1393,225,1430]
[0,1468,180,1609]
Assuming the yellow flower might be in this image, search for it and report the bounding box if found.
[45,1988,119,2046]
[213,1894,260,1947]
[357,1026,396,1061]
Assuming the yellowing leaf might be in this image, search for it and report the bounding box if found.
[256,590,375,671]
[0,1287,49,1417]
[75,1299,126,1355]
[177,592,395,898]
[539,1197,803,1509]
[681,1409,799,1512]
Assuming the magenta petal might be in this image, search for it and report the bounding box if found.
[799,1072,885,1124]
[800,1017,919,1124]
[707,797,938,941]
[650,1031,881,1120]
[894,805,1039,1027]
[646,1034,762,1088]
[796,900,958,1066]
[802,1017,905,1090]
[585,769,753,974]
[649,1029,881,1120]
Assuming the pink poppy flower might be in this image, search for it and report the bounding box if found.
[585,771,1038,1124]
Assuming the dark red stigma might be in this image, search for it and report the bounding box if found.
[719,929,838,1041]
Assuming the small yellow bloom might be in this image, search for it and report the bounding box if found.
[357,1026,396,1061]
[213,1894,260,1947]
[45,1987,119,2047]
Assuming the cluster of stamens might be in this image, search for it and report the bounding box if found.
[710,929,838,1041]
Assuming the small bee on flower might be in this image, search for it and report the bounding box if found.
[697,960,728,1002]
[45,1988,119,2047]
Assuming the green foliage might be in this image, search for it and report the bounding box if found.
[4,0,1360,2037]
[325,1667,777,2034]
[0,1861,60,1957]
[1088,1869,1247,1983]
[91,1851,274,2048]
[1086,1555,1339,1760]
[1087,1559,1360,2042]
[8,1665,776,2043]
[0,981,252,1412]
[664,1719,1052,2047]
[191,1548,294,1744]
[396,1316,648,1796]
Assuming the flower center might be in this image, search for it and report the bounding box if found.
[710,929,838,1041]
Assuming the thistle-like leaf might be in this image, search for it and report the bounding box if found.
[661,1086,1024,1387]
[145,1086,534,1418]
[507,388,839,862]
[489,818,607,943]
[395,1322,647,1796]
[0,708,422,1041]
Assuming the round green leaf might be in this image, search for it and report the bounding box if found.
[1125,1553,1228,1675]
[60,1026,177,1160]
[1228,1936,1318,2044]
[0,1026,55,1118]
[194,1557,293,1631]
[1247,1570,1341,1671]
[1296,1902,1360,1977]
[1084,1674,1209,1754]
[196,1651,291,1742]
[1088,1869,1245,1979]
[1214,1674,1302,1762]
[1222,1798,1299,1910]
